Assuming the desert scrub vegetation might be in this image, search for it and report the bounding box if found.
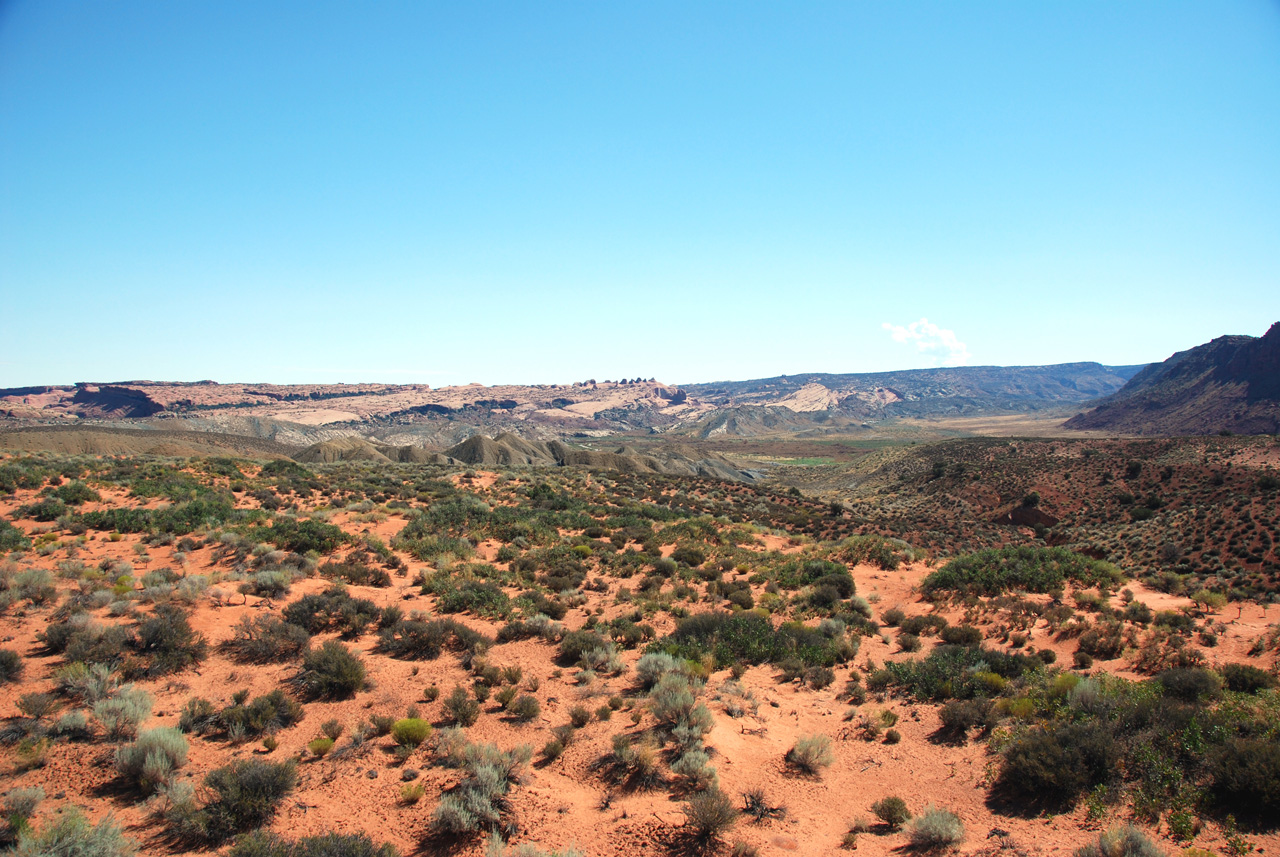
[923,545,1124,597]
[115,727,188,794]
[0,649,23,683]
[166,758,298,844]
[682,786,739,844]
[431,731,532,836]
[872,796,912,829]
[649,609,858,672]
[11,806,135,857]
[296,640,366,699]
[905,806,965,850]
[228,830,399,857]
[222,614,311,663]
[786,733,835,774]
[181,689,305,740]
[1073,825,1166,857]
[377,614,490,660]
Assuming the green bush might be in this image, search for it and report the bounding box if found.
[283,587,381,638]
[377,617,489,660]
[1220,663,1277,694]
[1155,668,1221,702]
[906,806,964,850]
[1209,737,1280,823]
[509,695,541,722]
[1073,825,1166,857]
[682,786,738,842]
[267,518,348,555]
[923,546,1122,596]
[228,830,398,857]
[0,519,31,552]
[996,722,1117,810]
[444,685,480,727]
[786,733,835,774]
[435,580,511,618]
[218,689,305,738]
[115,727,188,794]
[872,796,911,829]
[938,698,996,740]
[0,649,23,683]
[167,759,297,844]
[390,718,432,748]
[14,807,134,857]
[132,604,209,676]
[222,615,311,664]
[297,641,365,700]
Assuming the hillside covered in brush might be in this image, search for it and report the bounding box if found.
[1066,322,1280,436]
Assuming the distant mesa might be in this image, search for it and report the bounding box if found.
[1065,322,1280,436]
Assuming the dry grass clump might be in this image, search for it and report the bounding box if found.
[786,733,835,774]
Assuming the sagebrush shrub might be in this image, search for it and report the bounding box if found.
[0,649,22,683]
[872,796,911,829]
[227,830,398,857]
[1073,825,1166,857]
[683,787,738,842]
[115,727,188,794]
[509,695,541,722]
[906,806,964,850]
[133,604,208,676]
[996,722,1116,809]
[787,734,835,774]
[1220,663,1278,694]
[14,807,134,857]
[222,615,310,664]
[444,685,480,727]
[94,686,154,741]
[1209,737,1280,821]
[166,759,297,844]
[297,641,365,700]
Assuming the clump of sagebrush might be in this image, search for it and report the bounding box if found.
[872,796,912,829]
[227,829,399,857]
[131,603,209,677]
[682,787,738,843]
[0,649,23,684]
[166,759,297,844]
[184,689,305,740]
[906,806,965,850]
[444,685,480,727]
[296,640,365,700]
[1073,825,1165,857]
[600,733,663,790]
[431,734,531,836]
[221,614,311,664]
[12,807,134,857]
[377,615,491,660]
[115,727,189,794]
[94,685,154,741]
[786,734,835,774]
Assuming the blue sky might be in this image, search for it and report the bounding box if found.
[2,1,1277,387]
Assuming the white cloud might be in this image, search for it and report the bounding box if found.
[881,317,972,366]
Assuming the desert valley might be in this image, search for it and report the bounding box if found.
[0,325,1278,857]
